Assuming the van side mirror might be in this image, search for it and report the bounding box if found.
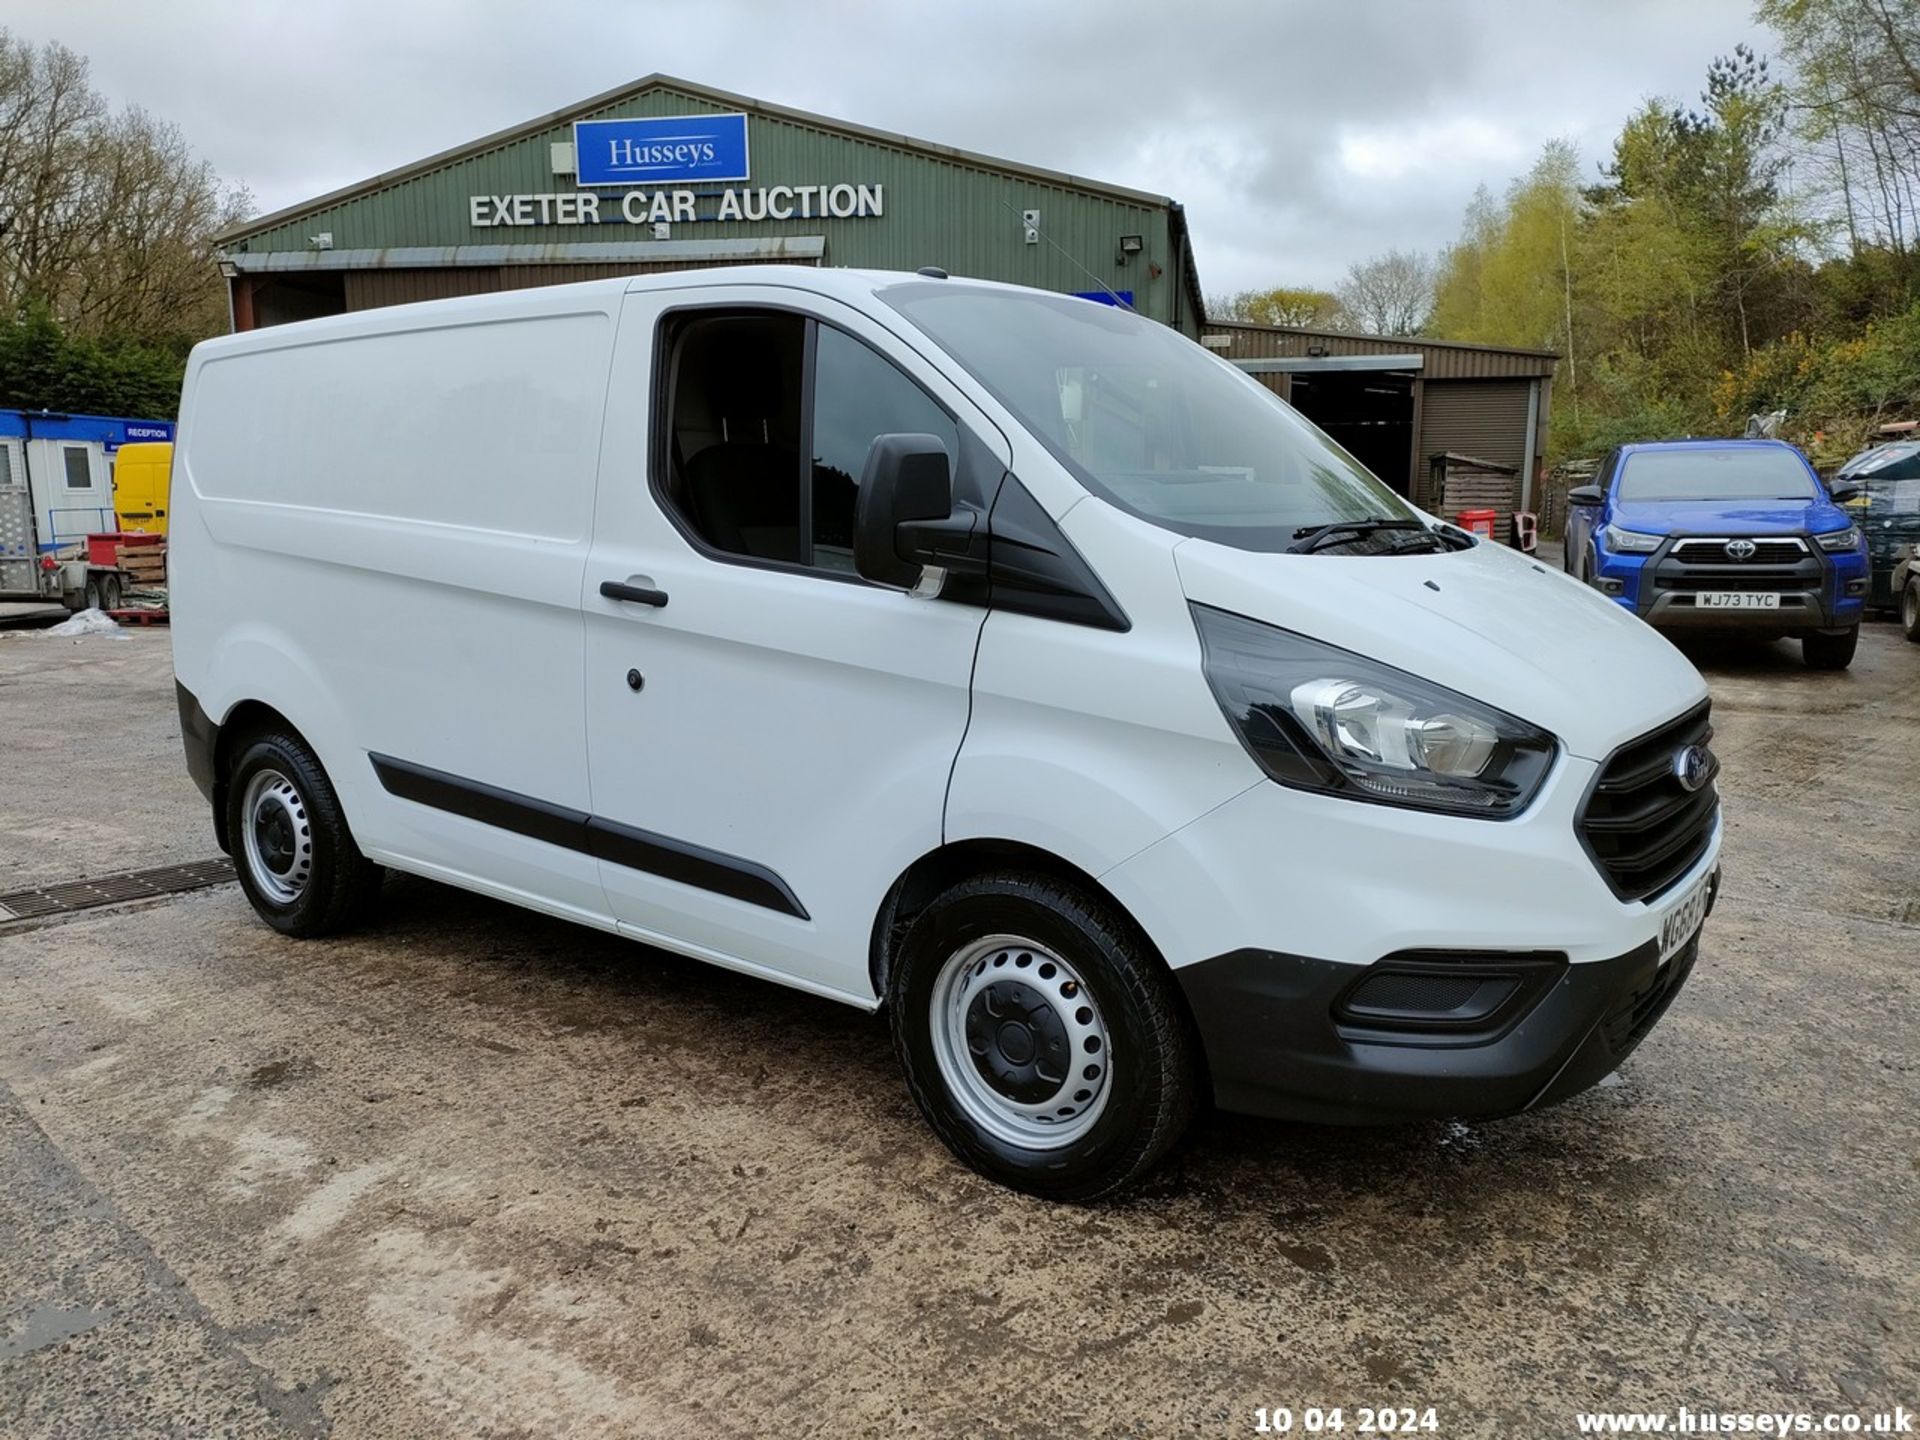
[1828,481,1863,505]
[1567,485,1604,507]
[854,434,986,587]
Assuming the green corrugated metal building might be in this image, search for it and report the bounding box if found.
[214,74,1204,334]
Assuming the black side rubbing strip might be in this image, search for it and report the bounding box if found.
[368,754,809,920]
[373,753,587,849]
[583,818,806,918]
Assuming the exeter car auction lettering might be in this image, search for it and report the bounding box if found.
[467,185,884,228]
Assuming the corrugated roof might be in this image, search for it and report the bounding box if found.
[1204,319,1558,361]
[215,74,1181,246]
[1201,320,1557,380]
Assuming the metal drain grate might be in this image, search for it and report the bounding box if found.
[0,857,235,922]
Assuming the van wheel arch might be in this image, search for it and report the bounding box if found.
[210,700,302,853]
[870,840,1179,1009]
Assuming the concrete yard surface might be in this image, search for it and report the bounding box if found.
[0,625,1916,1437]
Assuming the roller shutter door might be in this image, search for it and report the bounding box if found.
[1419,380,1531,474]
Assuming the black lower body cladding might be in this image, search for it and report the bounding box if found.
[1176,933,1705,1125]
[176,680,219,803]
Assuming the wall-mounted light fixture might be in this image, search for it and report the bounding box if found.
[1117,233,1144,263]
[1306,343,1330,358]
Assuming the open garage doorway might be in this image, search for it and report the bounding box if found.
[1286,370,1417,496]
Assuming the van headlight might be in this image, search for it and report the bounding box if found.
[1813,525,1862,552]
[1192,604,1557,818]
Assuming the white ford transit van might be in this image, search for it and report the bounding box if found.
[172,267,1721,1199]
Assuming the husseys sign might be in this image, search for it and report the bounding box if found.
[574,113,750,185]
[469,111,884,228]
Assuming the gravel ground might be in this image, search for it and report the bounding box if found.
[0,622,1915,1438]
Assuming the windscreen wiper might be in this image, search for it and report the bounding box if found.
[1287,518,1429,554]
[1385,523,1478,554]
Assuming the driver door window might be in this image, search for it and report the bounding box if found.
[657,310,955,576]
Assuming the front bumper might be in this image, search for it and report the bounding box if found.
[1640,590,1855,629]
[1175,920,1707,1124]
[1098,742,1722,1124]
[1596,535,1865,631]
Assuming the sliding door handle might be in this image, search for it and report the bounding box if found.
[599,579,669,608]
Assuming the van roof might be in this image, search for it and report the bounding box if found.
[188,266,1116,360]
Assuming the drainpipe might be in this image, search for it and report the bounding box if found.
[1520,379,1540,512]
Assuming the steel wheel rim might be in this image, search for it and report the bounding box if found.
[240,768,314,906]
[929,933,1112,1150]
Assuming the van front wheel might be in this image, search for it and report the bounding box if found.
[225,732,383,937]
[889,872,1199,1202]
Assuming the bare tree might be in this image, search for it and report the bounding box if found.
[1335,249,1436,335]
[0,29,248,345]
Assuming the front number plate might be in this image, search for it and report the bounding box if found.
[1658,869,1714,963]
[1697,591,1779,609]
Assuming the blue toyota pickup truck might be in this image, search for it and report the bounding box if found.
[1563,438,1870,669]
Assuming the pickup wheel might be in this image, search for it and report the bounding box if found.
[1802,625,1859,671]
[1902,580,1920,643]
[225,731,384,937]
[888,871,1200,1203]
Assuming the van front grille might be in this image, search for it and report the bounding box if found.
[1577,703,1719,902]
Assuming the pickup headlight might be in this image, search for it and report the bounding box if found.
[1602,524,1662,553]
[1192,605,1558,818]
[1813,526,1863,552]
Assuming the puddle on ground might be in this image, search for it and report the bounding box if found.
[0,1301,112,1359]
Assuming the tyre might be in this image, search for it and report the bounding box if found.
[1903,581,1920,643]
[83,576,102,611]
[225,730,383,937]
[99,573,121,612]
[1802,625,1859,670]
[888,871,1200,1202]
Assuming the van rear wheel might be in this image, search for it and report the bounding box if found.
[1902,581,1920,642]
[226,731,383,937]
[888,872,1199,1202]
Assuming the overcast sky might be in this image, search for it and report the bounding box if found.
[15,0,1765,294]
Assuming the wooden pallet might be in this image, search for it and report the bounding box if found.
[116,541,167,584]
[106,607,169,625]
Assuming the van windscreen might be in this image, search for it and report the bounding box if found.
[879,284,1419,552]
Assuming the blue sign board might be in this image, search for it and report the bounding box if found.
[1073,290,1135,308]
[573,113,751,187]
[0,408,173,450]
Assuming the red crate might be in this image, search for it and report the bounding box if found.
[85,532,162,567]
